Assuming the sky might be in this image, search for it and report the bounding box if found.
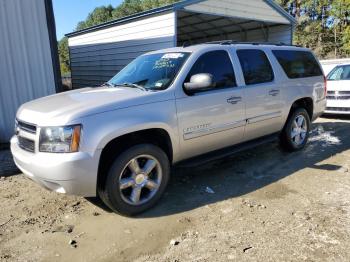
[53,0,122,40]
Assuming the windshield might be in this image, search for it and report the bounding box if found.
[108,52,190,90]
[327,65,350,81]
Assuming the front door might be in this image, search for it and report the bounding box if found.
[175,50,246,161]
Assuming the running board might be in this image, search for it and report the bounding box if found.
[175,133,280,168]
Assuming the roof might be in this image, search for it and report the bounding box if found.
[146,42,307,55]
[320,58,350,65]
[66,0,296,38]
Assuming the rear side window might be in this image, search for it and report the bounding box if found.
[237,49,274,85]
[186,50,236,89]
[272,50,323,79]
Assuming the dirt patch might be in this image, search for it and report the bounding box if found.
[1,117,350,261]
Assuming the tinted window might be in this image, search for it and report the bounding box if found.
[327,65,350,81]
[272,50,323,79]
[185,50,236,90]
[237,49,274,85]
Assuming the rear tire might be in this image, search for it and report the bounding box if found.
[98,144,170,216]
[280,108,311,152]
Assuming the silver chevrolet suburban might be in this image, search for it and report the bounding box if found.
[11,42,326,215]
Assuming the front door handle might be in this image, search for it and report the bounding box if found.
[269,89,280,96]
[227,96,242,104]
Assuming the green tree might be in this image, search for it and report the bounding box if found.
[76,5,114,30]
[58,37,70,74]
[343,26,350,52]
[112,0,178,19]
[277,0,350,58]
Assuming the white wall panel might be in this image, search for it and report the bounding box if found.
[184,0,290,24]
[69,12,176,88]
[246,25,292,43]
[69,12,176,46]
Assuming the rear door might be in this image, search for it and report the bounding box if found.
[235,48,284,141]
[175,49,246,160]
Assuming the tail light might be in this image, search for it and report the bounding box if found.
[323,75,327,97]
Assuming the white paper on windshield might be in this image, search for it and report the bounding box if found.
[161,53,185,59]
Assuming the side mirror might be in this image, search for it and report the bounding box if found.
[184,73,213,93]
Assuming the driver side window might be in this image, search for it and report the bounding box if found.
[185,50,236,91]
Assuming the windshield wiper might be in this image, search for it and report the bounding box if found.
[101,82,116,87]
[119,83,147,91]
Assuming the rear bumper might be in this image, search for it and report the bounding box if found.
[324,108,350,114]
[10,136,99,197]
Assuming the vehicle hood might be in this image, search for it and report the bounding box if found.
[327,80,350,91]
[17,87,171,126]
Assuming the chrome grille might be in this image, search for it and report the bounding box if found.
[17,120,37,134]
[18,136,35,152]
[327,91,350,100]
[16,120,36,153]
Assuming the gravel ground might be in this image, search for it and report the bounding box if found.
[1,116,350,262]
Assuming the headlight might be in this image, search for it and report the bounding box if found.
[39,125,81,153]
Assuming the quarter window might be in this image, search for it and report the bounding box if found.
[185,50,236,90]
[237,49,274,85]
[272,50,323,79]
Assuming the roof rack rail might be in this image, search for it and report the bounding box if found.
[203,40,302,47]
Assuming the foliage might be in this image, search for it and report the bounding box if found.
[112,0,178,19]
[276,0,350,58]
[76,5,114,30]
[343,26,350,52]
[58,37,70,74]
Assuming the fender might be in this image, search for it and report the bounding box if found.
[79,99,181,162]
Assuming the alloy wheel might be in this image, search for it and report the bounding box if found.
[118,155,162,206]
[291,114,308,146]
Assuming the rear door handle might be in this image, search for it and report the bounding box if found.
[227,96,242,104]
[269,89,280,96]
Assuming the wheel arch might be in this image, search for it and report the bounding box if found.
[96,128,173,192]
[289,97,314,120]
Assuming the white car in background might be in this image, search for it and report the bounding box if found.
[321,58,350,75]
[325,64,350,114]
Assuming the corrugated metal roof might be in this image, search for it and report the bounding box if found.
[66,0,296,38]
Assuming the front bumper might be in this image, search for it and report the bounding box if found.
[325,99,350,114]
[10,136,99,197]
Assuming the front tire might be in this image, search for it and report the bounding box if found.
[99,144,170,216]
[280,108,311,151]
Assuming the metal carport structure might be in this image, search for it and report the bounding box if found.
[67,0,296,89]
